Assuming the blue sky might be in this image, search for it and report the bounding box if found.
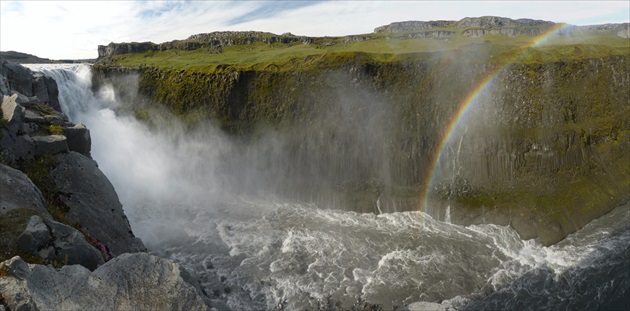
[1,0,628,59]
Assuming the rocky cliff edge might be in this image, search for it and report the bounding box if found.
[0,58,216,310]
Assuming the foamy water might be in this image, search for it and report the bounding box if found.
[27,64,630,310]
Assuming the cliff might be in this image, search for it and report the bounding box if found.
[91,16,629,246]
[0,58,216,310]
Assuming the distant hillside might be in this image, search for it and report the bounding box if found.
[0,51,95,64]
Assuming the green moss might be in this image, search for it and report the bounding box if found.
[0,208,44,265]
[18,156,72,224]
[48,124,64,135]
[133,109,149,122]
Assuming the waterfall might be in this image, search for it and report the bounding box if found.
[29,64,630,311]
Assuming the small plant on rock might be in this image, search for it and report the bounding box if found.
[48,124,64,135]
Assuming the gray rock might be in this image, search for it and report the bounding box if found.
[32,135,68,156]
[0,163,50,217]
[2,94,24,137]
[0,67,9,97]
[17,215,105,270]
[13,134,37,160]
[11,92,40,108]
[19,121,40,135]
[32,73,50,104]
[0,133,37,163]
[0,254,211,311]
[1,60,33,96]
[44,114,65,125]
[44,75,61,112]
[50,152,146,255]
[63,123,91,157]
[10,91,29,106]
[23,108,46,123]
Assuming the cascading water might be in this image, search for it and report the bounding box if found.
[27,64,630,310]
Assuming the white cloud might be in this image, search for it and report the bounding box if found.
[1,0,628,59]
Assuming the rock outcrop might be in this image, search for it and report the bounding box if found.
[374,20,455,33]
[50,151,145,256]
[1,58,145,265]
[0,253,211,310]
[97,31,316,58]
[0,58,217,310]
[17,215,105,270]
[374,17,628,39]
[0,164,50,217]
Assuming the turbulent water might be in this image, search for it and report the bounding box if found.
[28,64,630,311]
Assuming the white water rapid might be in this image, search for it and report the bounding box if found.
[27,64,630,311]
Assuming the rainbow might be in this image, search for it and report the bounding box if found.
[419,23,571,211]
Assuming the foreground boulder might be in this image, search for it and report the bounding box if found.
[17,215,105,270]
[0,164,50,217]
[0,253,211,310]
[50,151,146,256]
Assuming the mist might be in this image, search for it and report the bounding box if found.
[28,56,629,310]
[57,65,406,249]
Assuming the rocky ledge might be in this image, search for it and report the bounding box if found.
[0,58,215,310]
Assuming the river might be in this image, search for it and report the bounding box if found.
[27,63,629,310]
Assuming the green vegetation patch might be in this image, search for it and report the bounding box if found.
[48,124,64,135]
[17,156,71,224]
[100,27,628,73]
[0,208,45,265]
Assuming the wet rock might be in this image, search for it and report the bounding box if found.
[64,123,91,157]
[0,164,51,217]
[50,151,146,255]
[32,135,68,156]
[17,215,105,270]
[0,254,211,311]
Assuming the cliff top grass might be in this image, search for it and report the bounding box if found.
[100,27,629,73]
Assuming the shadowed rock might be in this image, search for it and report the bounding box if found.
[17,215,105,270]
[32,135,68,156]
[0,254,211,311]
[0,164,50,217]
[50,151,146,255]
[63,123,91,157]
[0,58,33,96]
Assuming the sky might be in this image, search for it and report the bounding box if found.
[1,0,628,60]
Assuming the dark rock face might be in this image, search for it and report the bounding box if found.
[1,59,146,263]
[63,123,91,157]
[32,135,68,156]
[0,254,211,310]
[0,58,33,97]
[0,57,59,112]
[50,152,146,256]
[17,215,105,270]
[0,164,50,217]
